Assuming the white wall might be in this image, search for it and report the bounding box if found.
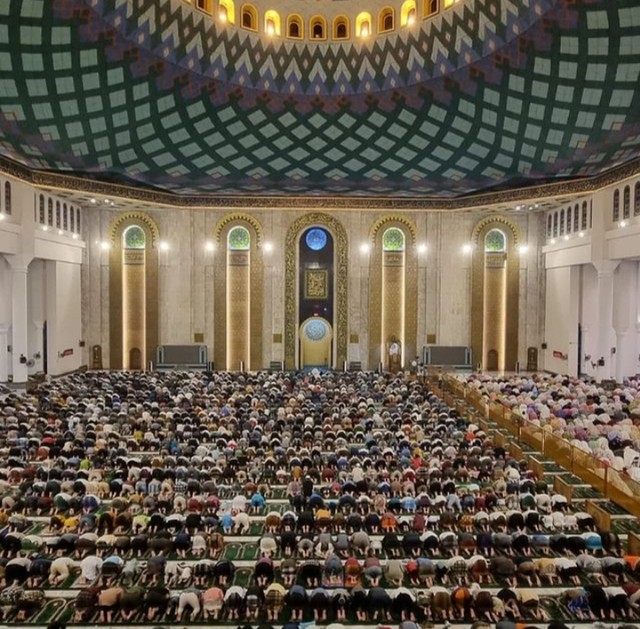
[544,266,577,375]
[46,260,83,375]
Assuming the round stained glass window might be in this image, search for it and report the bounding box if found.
[123,225,145,249]
[228,226,250,250]
[383,227,405,251]
[305,228,328,251]
[485,229,506,252]
[305,319,327,341]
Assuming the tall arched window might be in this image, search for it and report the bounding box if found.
[287,14,303,38]
[613,189,620,222]
[55,202,61,228]
[623,185,631,219]
[574,204,579,232]
[214,217,264,371]
[559,209,565,235]
[635,183,640,216]
[196,0,213,13]
[109,213,159,371]
[39,195,45,224]
[552,212,558,237]
[63,204,68,230]
[581,201,588,230]
[70,206,75,232]
[3,182,10,215]
[547,215,552,238]
[566,207,572,234]
[76,207,81,234]
[471,220,520,373]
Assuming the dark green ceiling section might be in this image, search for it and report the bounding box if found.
[0,0,638,197]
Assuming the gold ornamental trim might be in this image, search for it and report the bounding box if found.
[214,213,264,245]
[369,213,417,245]
[284,213,348,370]
[471,215,520,246]
[109,211,160,247]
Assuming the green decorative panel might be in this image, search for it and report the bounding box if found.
[383,228,405,251]
[485,229,506,252]
[123,225,146,249]
[228,226,250,250]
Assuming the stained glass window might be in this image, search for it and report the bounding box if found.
[123,225,146,249]
[484,229,506,252]
[383,227,405,251]
[305,228,328,251]
[228,226,250,250]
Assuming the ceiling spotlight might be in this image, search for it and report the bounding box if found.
[90,198,96,204]
[462,243,473,254]
[58,229,64,235]
[407,13,416,25]
[563,235,570,241]
[100,241,110,251]
[578,231,585,238]
[205,240,215,252]
[219,7,227,22]
[266,24,275,36]
[620,220,627,227]
[550,238,556,244]
[515,205,522,210]
[42,225,49,231]
[104,199,110,204]
[72,233,79,240]
[263,241,274,252]
[159,241,169,251]
[518,244,528,255]
[417,243,428,254]
[0,214,5,221]
[360,243,370,254]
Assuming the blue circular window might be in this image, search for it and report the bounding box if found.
[305,319,327,341]
[305,228,328,251]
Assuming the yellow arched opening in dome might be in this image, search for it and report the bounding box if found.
[195,0,213,14]
[286,14,303,39]
[400,0,417,25]
[378,7,394,32]
[310,15,327,40]
[218,0,235,24]
[240,3,258,31]
[333,15,349,40]
[444,0,459,7]
[355,12,372,38]
[264,10,281,36]
[423,0,438,18]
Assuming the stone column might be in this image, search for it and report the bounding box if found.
[592,261,619,380]
[0,323,9,382]
[9,262,29,383]
[613,259,639,382]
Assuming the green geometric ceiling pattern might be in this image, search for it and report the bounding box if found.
[0,0,639,198]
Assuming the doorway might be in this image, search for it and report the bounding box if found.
[299,318,332,369]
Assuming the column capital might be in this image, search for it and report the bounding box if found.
[592,260,619,277]
[4,254,32,273]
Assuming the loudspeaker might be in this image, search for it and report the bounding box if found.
[541,342,547,350]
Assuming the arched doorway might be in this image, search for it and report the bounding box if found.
[284,213,348,370]
[300,317,332,368]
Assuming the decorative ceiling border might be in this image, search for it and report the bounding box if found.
[2,155,640,212]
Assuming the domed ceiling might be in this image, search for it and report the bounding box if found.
[0,0,639,199]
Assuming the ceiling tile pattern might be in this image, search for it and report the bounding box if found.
[0,0,638,197]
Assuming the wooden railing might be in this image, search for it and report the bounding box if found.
[428,374,640,523]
